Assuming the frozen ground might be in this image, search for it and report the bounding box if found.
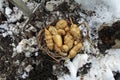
[58,0,120,80]
[0,0,120,80]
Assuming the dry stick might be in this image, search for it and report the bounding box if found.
[69,17,74,25]
[22,3,41,31]
[47,52,60,63]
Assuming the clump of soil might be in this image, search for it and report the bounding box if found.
[0,0,102,80]
[98,21,120,53]
[28,53,58,80]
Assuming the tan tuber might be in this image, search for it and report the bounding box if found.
[57,29,66,35]
[68,42,82,58]
[44,28,54,50]
[62,45,69,52]
[54,44,67,56]
[48,26,63,48]
[53,34,62,48]
[70,18,81,39]
[64,33,74,50]
[56,19,68,29]
[48,26,57,35]
[43,19,83,59]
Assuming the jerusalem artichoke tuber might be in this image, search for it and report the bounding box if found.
[68,42,82,58]
[56,19,68,29]
[44,28,54,50]
[69,18,81,39]
[64,33,74,50]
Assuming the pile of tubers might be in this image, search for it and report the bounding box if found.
[44,19,82,59]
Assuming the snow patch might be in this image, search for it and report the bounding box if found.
[75,0,120,28]
[12,37,38,57]
[5,7,12,17]
[60,54,89,80]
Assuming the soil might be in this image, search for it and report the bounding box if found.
[98,21,120,53]
[0,0,88,80]
[0,0,119,80]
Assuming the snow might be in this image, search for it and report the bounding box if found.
[75,0,120,28]
[65,60,77,77]
[5,7,12,17]
[58,74,77,80]
[15,37,37,53]
[84,62,115,80]
[72,54,89,72]
[83,49,120,80]
[12,37,38,57]
[0,23,8,31]
[59,44,120,80]
[58,54,89,80]
[104,49,120,72]
[1,0,120,80]
[57,0,120,78]
[22,72,28,79]
[8,7,23,23]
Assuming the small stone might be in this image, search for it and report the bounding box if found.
[25,65,33,73]
[46,2,55,11]
[46,1,62,11]
[25,52,31,57]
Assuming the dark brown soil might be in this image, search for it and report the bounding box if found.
[98,21,120,53]
[0,0,97,80]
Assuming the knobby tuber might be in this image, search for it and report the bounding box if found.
[44,28,54,50]
[68,42,82,58]
[43,19,82,59]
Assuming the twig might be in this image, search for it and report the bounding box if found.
[22,3,41,31]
